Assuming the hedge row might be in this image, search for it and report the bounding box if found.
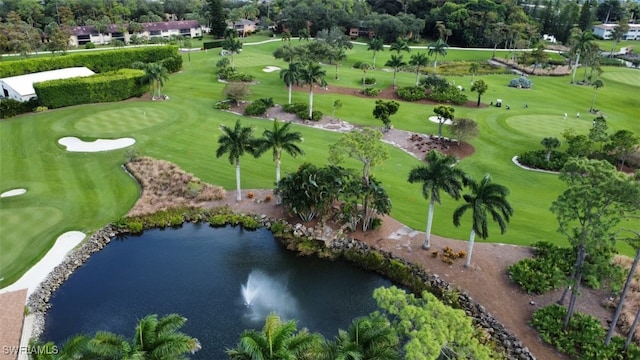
[34,69,146,109]
[0,46,179,77]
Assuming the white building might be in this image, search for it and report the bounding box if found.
[68,20,202,47]
[0,67,95,102]
[592,23,640,40]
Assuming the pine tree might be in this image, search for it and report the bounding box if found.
[207,0,227,37]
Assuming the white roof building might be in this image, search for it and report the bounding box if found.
[592,23,640,41]
[0,67,95,102]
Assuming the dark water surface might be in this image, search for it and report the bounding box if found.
[42,224,392,358]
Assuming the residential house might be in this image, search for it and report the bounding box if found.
[230,19,257,37]
[592,23,640,41]
[68,20,202,47]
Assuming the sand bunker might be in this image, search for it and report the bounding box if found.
[263,66,281,73]
[0,188,26,198]
[58,137,135,152]
[0,231,85,296]
[428,116,453,125]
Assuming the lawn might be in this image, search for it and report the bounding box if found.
[1,40,639,287]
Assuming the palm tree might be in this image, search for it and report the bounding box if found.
[322,313,400,360]
[226,313,322,360]
[255,118,305,187]
[409,52,429,86]
[133,62,170,99]
[385,54,406,87]
[569,29,595,84]
[216,120,258,202]
[469,62,479,83]
[132,314,201,358]
[327,47,347,80]
[222,37,243,69]
[590,79,604,112]
[408,150,466,250]
[31,335,96,360]
[389,38,410,54]
[280,62,300,104]
[540,137,561,162]
[360,62,372,88]
[428,39,448,74]
[453,174,514,268]
[88,314,200,359]
[367,37,384,69]
[299,62,327,119]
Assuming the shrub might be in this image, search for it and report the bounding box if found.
[244,101,268,116]
[0,45,178,77]
[508,258,566,293]
[296,109,323,121]
[282,102,307,113]
[397,86,427,101]
[363,77,376,85]
[214,101,231,110]
[34,106,48,112]
[531,304,640,359]
[427,86,468,105]
[517,150,570,171]
[509,76,533,88]
[0,98,39,119]
[362,87,380,96]
[352,61,363,69]
[247,191,255,199]
[34,69,145,109]
[264,195,272,202]
[85,43,96,49]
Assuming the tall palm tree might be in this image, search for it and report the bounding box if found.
[590,79,604,112]
[540,137,561,162]
[367,37,384,69]
[408,150,466,250]
[389,38,410,54]
[226,313,322,360]
[385,54,406,87]
[453,174,514,268]
[569,29,595,84]
[469,62,479,83]
[216,120,258,202]
[255,118,305,186]
[360,62,372,88]
[428,39,448,74]
[87,331,145,359]
[280,62,300,104]
[409,52,429,86]
[299,62,327,119]
[327,47,347,80]
[322,313,400,360]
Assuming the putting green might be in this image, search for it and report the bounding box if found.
[74,106,177,134]
[505,114,593,139]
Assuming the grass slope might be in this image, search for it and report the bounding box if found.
[1,40,639,287]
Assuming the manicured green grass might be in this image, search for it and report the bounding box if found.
[1,40,639,287]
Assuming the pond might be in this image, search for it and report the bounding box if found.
[42,223,392,358]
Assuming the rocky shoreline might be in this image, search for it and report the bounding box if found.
[27,215,535,360]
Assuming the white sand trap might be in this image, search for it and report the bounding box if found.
[428,116,453,125]
[263,66,281,73]
[0,231,85,296]
[0,188,26,198]
[59,137,135,152]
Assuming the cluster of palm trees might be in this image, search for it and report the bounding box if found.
[132,62,170,100]
[279,62,327,119]
[32,314,200,359]
[366,37,448,88]
[216,118,304,202]
[408,150,513,267]
[227,312,399,360]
